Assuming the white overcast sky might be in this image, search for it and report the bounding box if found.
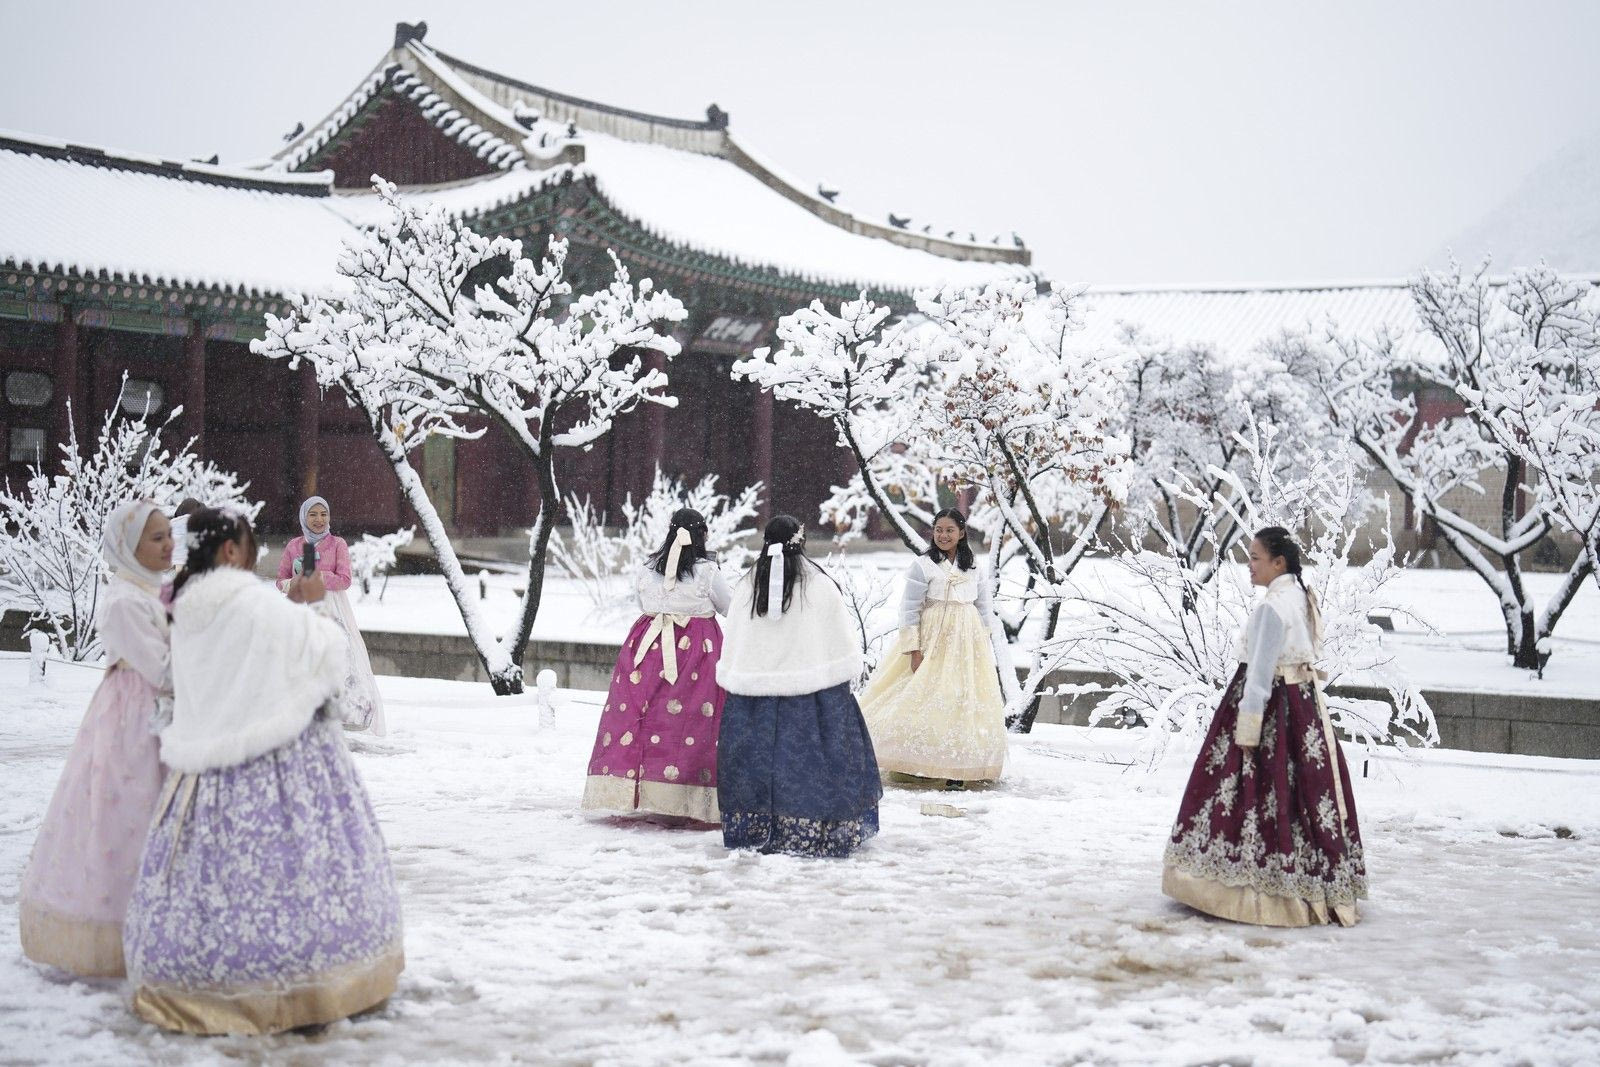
[2,0,1597,285]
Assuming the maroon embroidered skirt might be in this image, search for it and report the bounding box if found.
[1162,663,1366,927]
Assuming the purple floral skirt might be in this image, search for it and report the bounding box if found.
[1163,664,1366,927]
[123,717,403,1034]
[582,614,725,824]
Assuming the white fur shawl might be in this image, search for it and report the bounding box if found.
[162,567,349,773]
[717,569,862,697]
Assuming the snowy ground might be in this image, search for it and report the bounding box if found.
[350,555,1600,699]
[3,656,1598,1065]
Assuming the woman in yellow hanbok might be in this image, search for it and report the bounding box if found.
[859,509,1007,787]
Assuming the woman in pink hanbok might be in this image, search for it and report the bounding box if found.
[1163,526,1366,927]
[278,496,387,737]
[19,500,173,977]
[583,508,731,825]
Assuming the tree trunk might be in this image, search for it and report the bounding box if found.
[506,431,561,669]
[381,432,523,694]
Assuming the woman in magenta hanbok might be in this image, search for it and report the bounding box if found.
[278,496,386,736]
[19,500,173,977]
[1163,526,1366,927]
[583,508,731,825]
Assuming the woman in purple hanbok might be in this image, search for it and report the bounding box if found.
[123,508,403,1034]
[1163,526,1366,927]
[19,500,173,977]
[583,508,731,825]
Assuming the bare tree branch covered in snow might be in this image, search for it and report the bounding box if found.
[551,466,764,612]
[350,526,415,600]
[1056,416,1435,767]
[0,384,259,661]
[827,553,896,688]
[1298,260,1597,670]
[254,179,685,693]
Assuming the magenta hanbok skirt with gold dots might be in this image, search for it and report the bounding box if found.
[582,614,725,824]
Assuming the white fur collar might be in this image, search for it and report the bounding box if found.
[162,566,349,773]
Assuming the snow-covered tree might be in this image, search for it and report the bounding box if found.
[255,179,685,693]
[828,552,897,689]
[1056,416,1435,767]
[1119,326,1349,604]
[1455,265,1600,598]
[739,281,1132,732]
[735,296,936,550]
[0,385,259,661]
[350,526,415,599]
[1301,260,1596,670]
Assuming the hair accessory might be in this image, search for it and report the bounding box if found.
[765,542,786,618]
[787,526,805,548]
[662,526,692,591]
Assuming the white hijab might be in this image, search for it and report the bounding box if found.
[102,499,166,592]
[299,495,331,546]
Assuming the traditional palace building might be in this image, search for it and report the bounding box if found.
[0,23,1031,535]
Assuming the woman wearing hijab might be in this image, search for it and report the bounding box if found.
[277,496,386,736]
[19,500,174,977]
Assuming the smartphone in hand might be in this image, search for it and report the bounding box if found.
[301,541,318,577]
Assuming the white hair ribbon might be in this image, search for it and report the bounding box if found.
[662,526,692,591]
[765,543,786,618]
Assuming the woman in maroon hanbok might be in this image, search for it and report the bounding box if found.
[1162,526,1366,927]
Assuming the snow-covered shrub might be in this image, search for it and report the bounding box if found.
[0,384,259,661]
[827,553,896,689]
[350,526,415,599]
[549,494,625,610]
[550,467,763,612]
[1056,416,1436,766]
[1299,259,1599,670]
[255,179,685,694]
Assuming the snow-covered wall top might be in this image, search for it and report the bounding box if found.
[1073,282,1425,356]
[0,135,353,297]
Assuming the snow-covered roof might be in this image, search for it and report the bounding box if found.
[0,131,353,298]
[1073,280,1424,355]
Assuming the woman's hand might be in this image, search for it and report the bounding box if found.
[287,572,327,604]
[909,650,924,673]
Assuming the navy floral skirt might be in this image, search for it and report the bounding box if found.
[717,683,882,857]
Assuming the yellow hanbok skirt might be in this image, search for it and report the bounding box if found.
[858,600,1007,781]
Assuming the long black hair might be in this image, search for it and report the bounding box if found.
[751,514,814,617]
[924,507,976,571]
[646,507,712,581]
[1254,525,1307,592]
[171,507,257,599]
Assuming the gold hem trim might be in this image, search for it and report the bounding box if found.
[1162,865,1358,928]
[18,900,126,978]
[582,775,720,823]
[131,944,405,1035]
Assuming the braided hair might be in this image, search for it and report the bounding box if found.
[171,507,258,599]
[924,507,976,571]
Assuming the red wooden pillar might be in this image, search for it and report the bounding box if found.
[292,362,321,507]
[183,322,206,457]
[52,310,81,454]
[643,350,668,480]
[752,385,774,523]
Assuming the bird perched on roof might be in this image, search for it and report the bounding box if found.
[817,184,839,203]
[194,154,219,166]
[1011,233,1025,249]
[889,214,911,229]
[921,224,932,234]
[281,122,304,143]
